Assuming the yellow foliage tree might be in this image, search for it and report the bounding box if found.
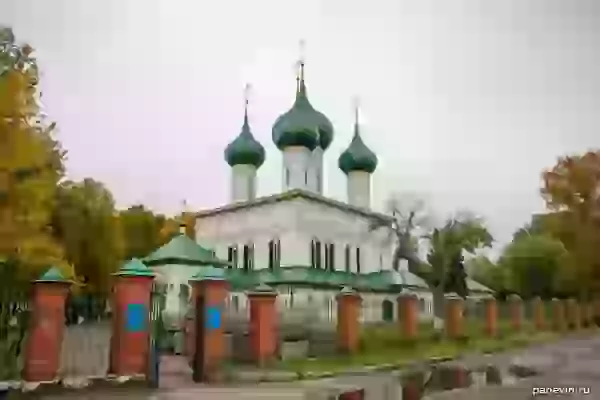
[0,28,69,279]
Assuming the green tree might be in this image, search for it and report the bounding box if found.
[426,213,493,327]
[0,27,68,278]
[51,178,123,293]
[466,255,507,293]
[499,234,568,298]
[118,205,166,259]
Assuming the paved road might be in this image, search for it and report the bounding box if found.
[426,335,600,399]
[30,334,600,399]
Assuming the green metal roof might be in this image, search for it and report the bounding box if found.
[220,266,429,293]
[37,266,69,283]
[190,265,226,281]
[143,234,228,267]
[338,118,378,175]
[224,107,266,168]
[272,66,333,151]
[114,258,155,277]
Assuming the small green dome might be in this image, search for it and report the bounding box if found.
[272,67,334,151]
[224,110,266,168]
[338,119,378,174]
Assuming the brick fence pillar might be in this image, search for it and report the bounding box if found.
[444,293,464,339]
[110,258,155,377]
[483,295,498,338]
[190,267,229,383]
[508,294,523,333]
[337,287,362,355]
[532,297,545,331]
[23,267,71,382]
[397,291,418,340]
[247,284,278,367]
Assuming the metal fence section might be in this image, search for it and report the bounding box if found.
[59,294,111,380]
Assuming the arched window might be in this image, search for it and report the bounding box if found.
[227,245,238,269]
[232,295,239,312]
[355,247,361,274]
[315,240,322,269]
[310,239,322,268]
[268,239,281,270]
[304,170,308,184]
[285,169,290,186]
[345,245,351,272]
[325,243,335,271]
[243,243,254,272]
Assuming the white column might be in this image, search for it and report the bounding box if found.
[231,164,257,202]
[282,146,311,191]
[347,170,371,209]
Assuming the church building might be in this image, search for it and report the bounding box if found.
[189,59,433,324]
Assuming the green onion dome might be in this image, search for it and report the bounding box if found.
[224,108,265,168]
[338,116,378,174]
[272,64,334,151]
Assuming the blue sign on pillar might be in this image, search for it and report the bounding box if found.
[206,306,221,330]
[126,303,146,332]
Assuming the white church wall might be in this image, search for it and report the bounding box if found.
[347,170,371,209]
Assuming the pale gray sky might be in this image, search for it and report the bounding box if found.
[2,0,599,253]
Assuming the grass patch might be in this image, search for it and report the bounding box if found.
[275,321,563,375]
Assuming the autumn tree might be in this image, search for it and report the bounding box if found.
[118,205,169,259]
[51,179,123,293]
[0,27,68,279]
[541,150,600,297]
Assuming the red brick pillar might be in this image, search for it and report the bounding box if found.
[397,292,418,340]
[483,295,498,338]
[110,258,155,377]
[337,287,362,354]
[190,268,229,383]
[444,293,464,339]
[551,298,566,331]
[23,267,71,382]
[508,294,523,332]
[247,284,278,367]
[532,297,545,331]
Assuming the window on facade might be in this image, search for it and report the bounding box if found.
[310,240,316,268]
[243,244,254,272]
[419,298,426,312]
[317,172,322,190]
[227,246,234,269]
[315,240,322,269]
[285,169,290,186]
[288,287,295,308]
[268,239,280,270]
[304,170,308,185]
[356,247,361,274]
[228,245,239,269]
[325,243,335,271]
[276,239,281,267]
[345,245,351,272]
[232,295,239,312]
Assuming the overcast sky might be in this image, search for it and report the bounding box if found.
[2,0,599,253]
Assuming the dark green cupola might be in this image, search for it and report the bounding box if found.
[272,62,334,151]
[338,106,378,174]
[224,95,266,168]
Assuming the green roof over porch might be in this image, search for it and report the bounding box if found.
[143,234,229,267]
